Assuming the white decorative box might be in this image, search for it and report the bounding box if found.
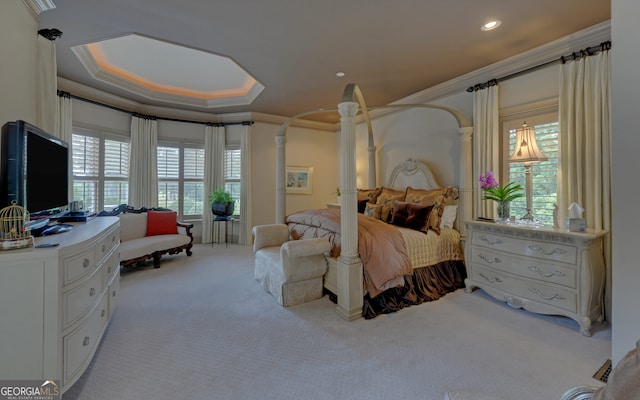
[569,218,586,232]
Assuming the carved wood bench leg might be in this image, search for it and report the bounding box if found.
[153,252,162,268]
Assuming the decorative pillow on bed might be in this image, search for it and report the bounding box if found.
[375,187,406,222]
[404,186,442,205]
[390,200,433,232]
[363,202,382,220]
[428,186,455,235]
[357,187,383,203]
[358,199,369,214]
[439,205,458,229]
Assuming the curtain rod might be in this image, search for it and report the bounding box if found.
[57,90,254,126]
[466,41,612,92]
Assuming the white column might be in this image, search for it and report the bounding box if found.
[458,127,473,242]
[336,101,363,320]
[275,135,287,224]
[367,144,377,187]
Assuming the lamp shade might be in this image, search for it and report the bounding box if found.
[508,122,548,163]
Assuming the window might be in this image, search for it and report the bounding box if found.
[157,143,204,219]
[224,148,241,217]
[504,113,558,225]
[72,130,129,213]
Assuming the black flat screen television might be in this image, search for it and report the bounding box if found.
[0,120,69,215]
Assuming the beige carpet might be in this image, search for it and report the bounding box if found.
[62,244,610,400]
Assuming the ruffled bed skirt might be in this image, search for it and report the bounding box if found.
[362,260,467,319]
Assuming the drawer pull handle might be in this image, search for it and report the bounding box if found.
[89,288,96,296]
[112,290,117,297]
[112,236,116,243]
[528,245,567,256]
[83,259,90,268]
[479,254,501,264]
[108,266,112,274]
[102,244,106,252]
[479,273,502,284]
[479,235,503,245]
[83,336,90,347]
[529,288,566,301]
[528,265,566,278]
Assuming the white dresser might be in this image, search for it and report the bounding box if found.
[0,217,120,393]
[464,220,606,336]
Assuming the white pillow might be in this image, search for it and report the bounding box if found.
[439,205,458,229]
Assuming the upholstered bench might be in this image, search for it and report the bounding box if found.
[117,210,193,268]
[252,224,330,307]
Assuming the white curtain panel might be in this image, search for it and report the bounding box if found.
[239,123,252,245]
[202,124,226,243]
[558,48,611,319]
[56,93,74,201]
[472,85,500,219]
[36,35,57,134]
[128,116,159,208]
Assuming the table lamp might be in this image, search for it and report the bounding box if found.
[507,122,548,221]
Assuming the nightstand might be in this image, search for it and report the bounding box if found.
[464,220,606,336]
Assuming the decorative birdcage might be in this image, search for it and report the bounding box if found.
[0,201,34,250]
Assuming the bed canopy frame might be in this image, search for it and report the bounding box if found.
[275,83,474,320]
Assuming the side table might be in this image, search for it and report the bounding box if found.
[212,217,234,247]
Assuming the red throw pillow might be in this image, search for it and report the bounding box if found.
[146,210,178,236]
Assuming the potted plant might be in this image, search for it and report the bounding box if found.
[209,187,235,219]
[333,186,341,204]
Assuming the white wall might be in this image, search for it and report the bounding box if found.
[250,121,338,227]
[611,0,640,363]
[0,2,39,127]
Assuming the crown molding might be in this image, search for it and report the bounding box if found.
[22,0,56,16]
[57,77,336,131]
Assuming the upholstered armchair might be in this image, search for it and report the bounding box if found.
[252,224,330,307]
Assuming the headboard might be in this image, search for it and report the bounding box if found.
[386,158,441,191]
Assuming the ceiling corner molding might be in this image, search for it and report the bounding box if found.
[22,0,56,15]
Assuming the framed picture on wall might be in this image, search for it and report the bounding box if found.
[286,166,313,194]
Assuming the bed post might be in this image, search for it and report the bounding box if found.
[275,135,287,224]
[368,144,376,187]
[336,100,364,320]
[458,127,474,243]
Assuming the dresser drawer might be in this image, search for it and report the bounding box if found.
[96,227,119,265]
[471,231,577,265]
[107,271,120,319]
[101,249,120,289]
[63,292,108,385]
[63,268,103,329]
[470,246,577,288]
[63,248,97,286]
[471,265,577,313]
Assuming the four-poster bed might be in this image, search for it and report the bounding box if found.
[274,83,474,320]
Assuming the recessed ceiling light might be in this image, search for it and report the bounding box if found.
[481,20,502,31]
[336,71,345,77]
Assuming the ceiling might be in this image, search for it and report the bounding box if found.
[39,0,611,123]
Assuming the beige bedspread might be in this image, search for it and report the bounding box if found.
[286,208,412,297]
[398,227,464,269]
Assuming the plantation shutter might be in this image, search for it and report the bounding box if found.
[104,139,129,178]
[72,135,99,177]
[184,147,205,179]
[157,146,180,179]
